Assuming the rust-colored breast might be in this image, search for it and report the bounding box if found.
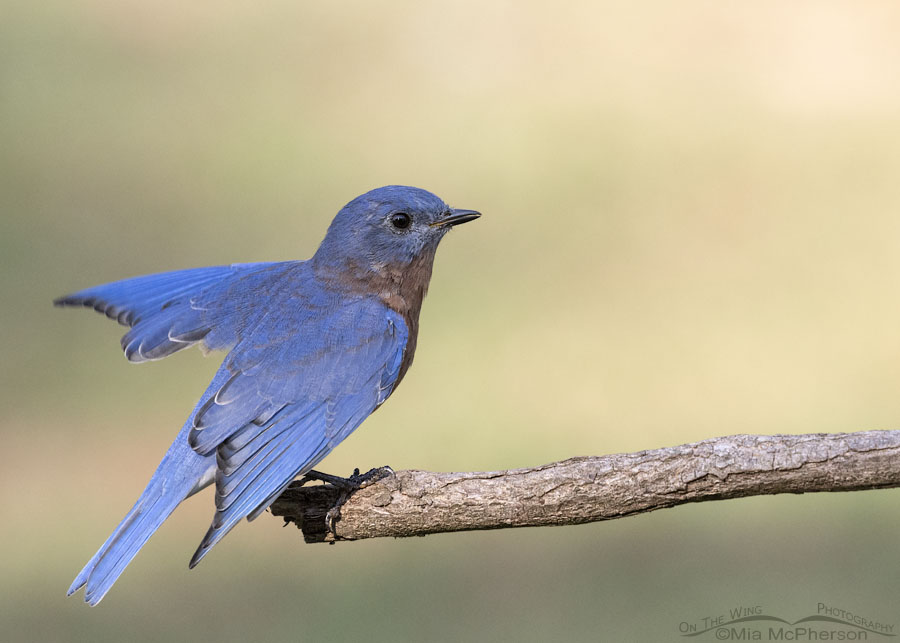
[314,252,437,387]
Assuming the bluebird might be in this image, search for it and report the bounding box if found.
[56,185,480,605]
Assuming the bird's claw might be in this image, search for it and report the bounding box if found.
[349,465,394,488]
[300,466,394,537]
[324,504,343,536]
[301,465,393,491]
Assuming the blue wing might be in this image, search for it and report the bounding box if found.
[54,261,301,362]
[60,260,409,591]
[186,291,409,566]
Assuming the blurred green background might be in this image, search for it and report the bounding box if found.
[3,0,900,640]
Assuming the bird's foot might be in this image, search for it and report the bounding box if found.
[300,466,394,537]
[301,465,394,491]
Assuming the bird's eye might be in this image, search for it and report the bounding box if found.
[390,213,411,230]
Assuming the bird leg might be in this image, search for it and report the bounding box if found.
[299,466,394,537]
[300,466,393,490]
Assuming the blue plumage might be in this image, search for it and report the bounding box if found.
[56,186,480,605]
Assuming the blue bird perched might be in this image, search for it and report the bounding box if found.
[55,185,480,605]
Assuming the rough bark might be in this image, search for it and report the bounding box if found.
[269,430,900,544]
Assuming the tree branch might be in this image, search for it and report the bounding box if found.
[270,430,900,544]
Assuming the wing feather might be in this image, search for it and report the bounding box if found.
[55,262,303,363]
[185,297,409,567]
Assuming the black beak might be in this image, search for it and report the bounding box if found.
[431,208,481,228]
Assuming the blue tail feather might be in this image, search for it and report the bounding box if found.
[67,369,230,605]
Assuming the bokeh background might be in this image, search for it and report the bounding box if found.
[3,1,900,640]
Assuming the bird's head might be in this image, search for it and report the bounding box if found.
[312,185,480,280]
